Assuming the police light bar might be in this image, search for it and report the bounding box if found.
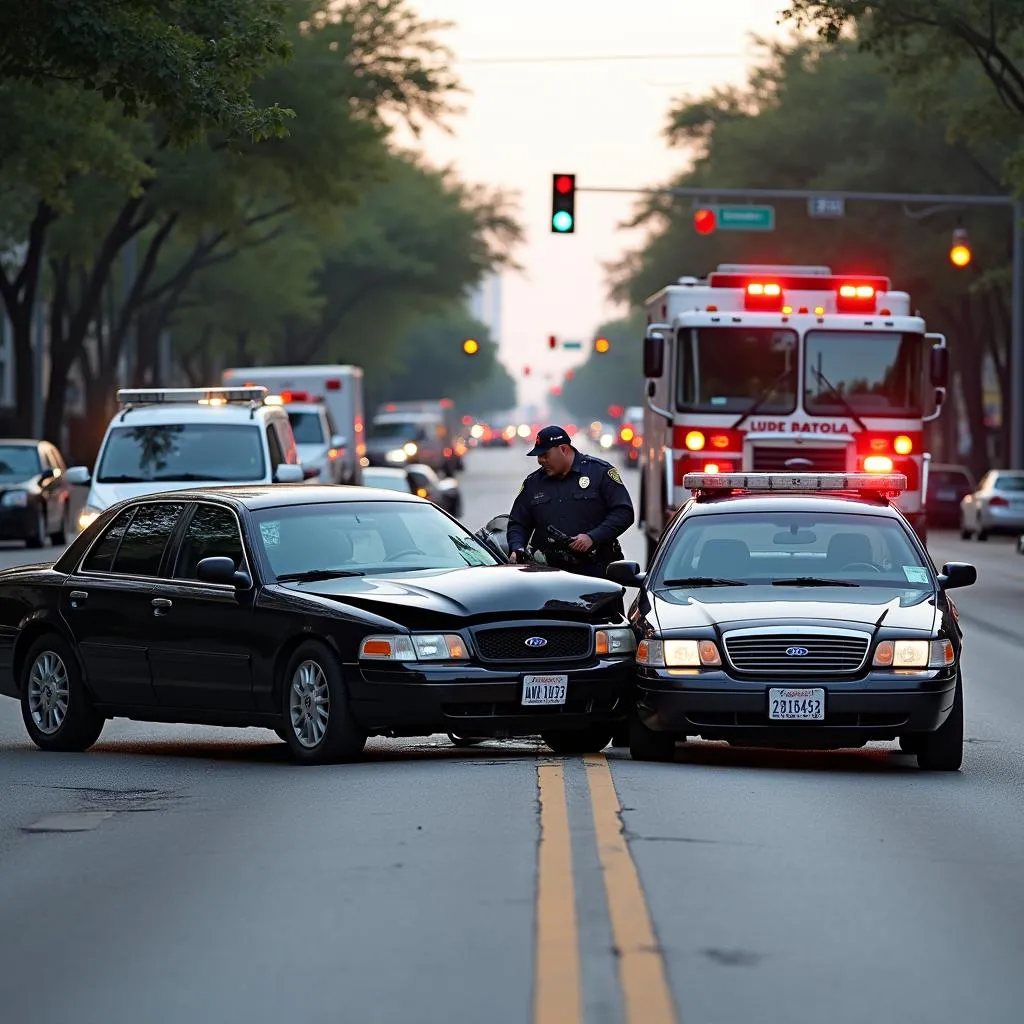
[116,386,268,407]
[684,472,907,495]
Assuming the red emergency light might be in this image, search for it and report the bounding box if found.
[325,379,341,391]
[744,281,784,311]
[836,283,878,313]
[279,390,310,403]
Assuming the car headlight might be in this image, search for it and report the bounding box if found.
[1,490,28,507]
[637,638,721,667]
[78,505,102,531]
[872,639,954,669]
[385,448,408,463]
[403,442,418,456]
[359,633,469,662]
[595,628,636,655]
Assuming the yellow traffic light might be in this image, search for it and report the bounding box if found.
[463,338,479,355]
[594,336,610,353]
[950,228,971,268]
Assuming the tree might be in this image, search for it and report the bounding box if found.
[609,38,1014,472]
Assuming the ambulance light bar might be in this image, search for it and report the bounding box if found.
[116,386,268,407]
[684,472,906,498]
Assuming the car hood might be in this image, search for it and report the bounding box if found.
[281,564,625,624]
[649,584,938,634]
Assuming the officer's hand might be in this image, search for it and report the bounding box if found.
[509,549,524,563]
[569,533,594,553]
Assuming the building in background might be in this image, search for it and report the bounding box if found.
[466,273,502,345]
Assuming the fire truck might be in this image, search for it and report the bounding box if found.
[639,264,949,561]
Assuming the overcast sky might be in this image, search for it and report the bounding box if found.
[403,1,794,404]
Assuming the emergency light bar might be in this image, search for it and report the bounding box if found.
[116,386,268,407]
[684,472,907,497]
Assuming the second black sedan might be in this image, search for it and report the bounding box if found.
[0,485,635,763]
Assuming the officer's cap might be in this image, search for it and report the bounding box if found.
[527,425,572,456]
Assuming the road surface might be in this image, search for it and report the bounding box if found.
[0,443,1022,1023]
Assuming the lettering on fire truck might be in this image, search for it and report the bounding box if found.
[747,420,854,434]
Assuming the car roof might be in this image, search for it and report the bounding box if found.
[685,493,904,518]
[105,404,286,427]
[280,402,326,413]
[127,484,427,510]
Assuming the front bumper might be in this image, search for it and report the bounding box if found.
[349,658,634,738]
[636,667,958,747]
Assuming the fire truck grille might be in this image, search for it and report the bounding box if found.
[751,446,848,473]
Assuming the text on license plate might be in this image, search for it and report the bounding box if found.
[769,687,825,721]
[522,675,568,706]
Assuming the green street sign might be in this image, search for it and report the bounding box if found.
[562,340,583,350]
[716,205,775,231]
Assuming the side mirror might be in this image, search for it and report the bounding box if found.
[65,466,91,486]
[643,332,665,379]
[606,560,647,588]
[330,434,347,450]
[196,556,251,588]
[274,463,305,484]
[938,561,976,590]
[930,345,949,388]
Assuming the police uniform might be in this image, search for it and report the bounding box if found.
[507,426,635,578]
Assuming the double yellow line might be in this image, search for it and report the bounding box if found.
[534,754,678,1024]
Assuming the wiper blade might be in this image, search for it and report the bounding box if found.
[731,367,795,430]
[277,569,366,582]
[771,576,860,587]
[808,367,867,430]
[661,576,748,587]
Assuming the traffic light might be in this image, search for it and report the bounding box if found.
[950,227,971,268]
[548,335,557,349]
[462,338,479,354]
[594,336,610,353]
[551,174,575,233]
[524,365,531,376]
[694,207,717,235]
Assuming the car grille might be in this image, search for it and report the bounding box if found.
[723,633,870,675]
[473,625,592,663]
[750,446,848,473]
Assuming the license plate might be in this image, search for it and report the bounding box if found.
[522,675,568,706]
[769,687,825,721]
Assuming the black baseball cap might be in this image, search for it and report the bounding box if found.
[527,425,572,455]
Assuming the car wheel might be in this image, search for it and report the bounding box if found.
[50,503,68,546]
[541,726,613,755]
[25,506,47,549]
[281,640,366,765]
[20,633,104,752]
[916,676,963,772]
[898,734,923,754]
[447,732,484,748]
[628,716,676,762]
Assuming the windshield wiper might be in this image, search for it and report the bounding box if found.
[96,474,147,483]
[771,576,860,587]
[731,367,795,430]
[277,569,366,582]
[808,367,867,430]
[661,576,748,587]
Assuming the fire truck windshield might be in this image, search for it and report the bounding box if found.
[676,327,798,414]
[804,331,924,417]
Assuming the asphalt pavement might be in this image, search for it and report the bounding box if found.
[0,443,1022,1023]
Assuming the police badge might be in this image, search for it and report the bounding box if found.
[579,476,590,488]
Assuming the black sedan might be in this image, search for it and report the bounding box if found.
[0,485,635,763]
[608,472,977,771]
[0,439,72,547]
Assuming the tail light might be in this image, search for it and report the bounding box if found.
[620,426,635,442]
[702,460,734,473]
[990,496,1009,507]
[325,379,341,391]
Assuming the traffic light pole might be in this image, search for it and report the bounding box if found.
[576,184,1024,469]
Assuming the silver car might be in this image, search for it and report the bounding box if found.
[960,469,1024,540]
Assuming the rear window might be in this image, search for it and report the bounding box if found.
[288,411,326,445]
[993,474,1024,492]
[928,470,972,490]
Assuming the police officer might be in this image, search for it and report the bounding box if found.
[507,425,635,577]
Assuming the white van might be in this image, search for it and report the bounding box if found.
[66,386,305,533]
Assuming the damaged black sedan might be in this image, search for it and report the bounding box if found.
[0,486,635,763]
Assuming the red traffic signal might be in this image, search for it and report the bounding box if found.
[694,208,717,235]
[554,175,574,194]
[548,335,557,349]
[523,365,531,376]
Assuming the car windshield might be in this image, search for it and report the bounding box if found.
[656,510,931,588]
[676,327,798,414]
[96,424,266,483]
[368,420,424,440]
[362,471,411,493]
[288,411,326,445]
[253,500,499,578]
[0,445,41,478]
[804,330,924,417]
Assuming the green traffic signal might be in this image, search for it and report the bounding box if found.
[552,211,574,232]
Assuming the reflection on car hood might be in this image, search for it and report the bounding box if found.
[282,564,625,621]
[651,584,938,633]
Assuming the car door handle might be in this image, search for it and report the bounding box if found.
[69,590,88,601]
[151,598,173,613]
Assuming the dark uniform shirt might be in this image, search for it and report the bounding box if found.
[507,452,635,573]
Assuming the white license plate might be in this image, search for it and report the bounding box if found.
[769,687,825,721]
[522,675,568,706]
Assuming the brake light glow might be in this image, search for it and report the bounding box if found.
[702,461,734,473]
[620,426,634,441]
[279,390,309,403]
[990,496,1009,507]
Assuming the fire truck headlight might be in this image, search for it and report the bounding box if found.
[684,430,705,451]
[893,435,913,455]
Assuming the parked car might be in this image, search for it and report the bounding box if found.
[0,439,72,548]
[959,469,1024,540]
[406,464,462,517]
[926,463,975,529]
[361,466,415,494]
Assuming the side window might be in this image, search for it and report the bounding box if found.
[110,503,185,577]
[265,425,284,472]
[81,508,136,573]
[174,504,245,580]
[324,409,339,436]
[275,419,298,464]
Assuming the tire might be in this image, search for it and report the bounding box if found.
[273,725,289,742]
[898,734,923,754]
[542,726,613,755]
[20,633,105,752]
[25,506,47,549]
[610,722,630,747]
[628,715,676,762]
[447,732,484,748]
[50,503,68,546]
[916,676,963,772]
[280,640,366,765]
[960,527,971,540]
